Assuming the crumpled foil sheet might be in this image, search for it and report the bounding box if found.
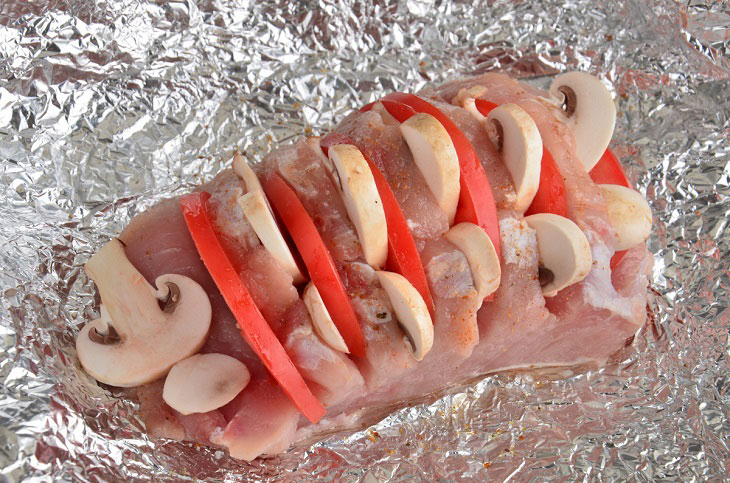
[0,0,728,480]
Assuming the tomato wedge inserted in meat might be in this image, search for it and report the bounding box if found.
[589,148,631,188]
[589,148,632,268]
[319,136,435,317]
[524,147,568,217]
[179,192,325,424]
[381,93,501,258]
[262,173,367,357]
[475,99,567,217]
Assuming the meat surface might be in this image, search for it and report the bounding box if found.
[106,73,651,461]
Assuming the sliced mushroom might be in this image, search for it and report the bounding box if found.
[444,222,501,300]
[454,85,490,122]
[163,353,250,415]
[400,113,461,225]
[234,154,306,284]
[375,270,434,361]
[524,213,593,297]
[302,282,349,353]
[238,189,306,285]
[232,152,264,194]
[76,238,212,387]
[548,72,616,171]
[486,104,543,212]
[599,184,652,251]
[328,144,388,268]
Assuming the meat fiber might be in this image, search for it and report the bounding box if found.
[105,73,651,461]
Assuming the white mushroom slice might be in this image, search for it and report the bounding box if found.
[76,239,211,387]
[548,72,616,171]
[524,213,593,297]
[454,85,490,121]
[328,144,388,268]
[307,136,333,172]
[238,190,306,285]
[599,184,652,251]
[400,113,461,224]
[444,222,501,300]
[302,282,349,353]
[163,353,250,415]
[375,271,434,361]
[486,104,543,212]
[232,152,264,194]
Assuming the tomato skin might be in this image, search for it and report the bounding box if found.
[382,92,501,258]
[180,192,325,424]
[320,137,435,317]
[262,174,367,358]
[525,147,568,217]
[474,99,498,116]
[590,148,631,188]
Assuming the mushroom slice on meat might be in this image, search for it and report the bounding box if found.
[76,238,212,387]
[163,353,250,415]
[376,270,434,361]
[524,214,593,297]
[547,72,616,171]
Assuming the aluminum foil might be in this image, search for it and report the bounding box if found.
[0,0,728,480]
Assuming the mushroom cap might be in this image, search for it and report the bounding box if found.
[486,103,543,212]
[163,353,250,415]
[76,239,211,387]
[599,184,652,251]
[302,282,350,353]
[549,72,616,172]
[376,270,434,361]
[327,144,388,269]
[400,112,461,225]
[524,213,593,297]
[444,222,501,300]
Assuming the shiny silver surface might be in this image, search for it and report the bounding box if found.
[0,0,728,480]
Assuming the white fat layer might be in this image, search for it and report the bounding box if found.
[499,217,537,269]
[581,230,634,320]
[426,251,476,299]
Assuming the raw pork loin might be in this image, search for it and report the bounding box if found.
[78,72,651,461]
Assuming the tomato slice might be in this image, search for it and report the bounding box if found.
[381,92,501,257]
[319,138,435,317]
[262,174,367,357]
[525,147,568,217]
[590,148,630,188]
[180,192,325,424]
[475,99,499,116]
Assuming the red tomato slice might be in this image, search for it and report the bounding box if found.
[382,92,501,258]
[180,192,325,424]
[475,99,498,116]
[589,149,631,268]
[361,99,418,120]
[589,148,630,188]
[319,138,435,317]
[525,147,568,217]
[262,174,367,358]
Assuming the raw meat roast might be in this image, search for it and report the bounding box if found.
[75,72,652,461]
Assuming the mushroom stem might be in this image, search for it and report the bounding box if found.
[84,239,162,340]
